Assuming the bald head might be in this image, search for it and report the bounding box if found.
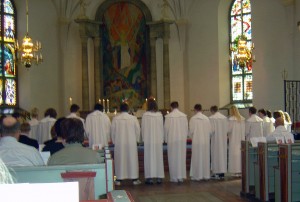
[275,117,284,128]
[1,116,20,137]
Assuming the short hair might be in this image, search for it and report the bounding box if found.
[170,101,179,109]
[210,105,218,113]
[275,117,284,127]
[258,109,266,116]
[249,107,257,114]
[31,108,39,118]
[1,117,20,136]
[266,110,272,118]
[44,108,57,118]
[61,118,84,143]
[147,99,158,112]
[20,122,31,133]
[194,104,202,111]
[53,117,66,138]
[120,103,129,112]
[94,103,104,112]
[70,104,80,113]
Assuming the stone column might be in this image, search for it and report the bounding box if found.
[94,36,101,103]
[163,36,170,109]
[81,36,89,110]
[149,36,157,98]
[75,18,101,110]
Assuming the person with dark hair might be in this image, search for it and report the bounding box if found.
[19,122,39,149]
[42,117,66,155]
[0,116,44,166]
[266,110,275,124]
[85,103,111,149]
[245,107,263,140]
[189,104,212,181]
[66,104,85,128]
[37,108,57,144]
[141,98,164,184]
[111,102,141,186]
[258,108,274,137]
[164,101,188,183]
[47,118,101,165]
[209,105,228,180]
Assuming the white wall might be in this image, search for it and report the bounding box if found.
[15,0,300,118]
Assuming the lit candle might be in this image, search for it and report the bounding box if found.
[154,98,156,101]
[107,99,109,112]
[114,109,117,115]
[69,97,72,106]
[98,98,101,104]
[145,98,147,102]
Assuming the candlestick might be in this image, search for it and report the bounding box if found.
[103,99,106,113]
[107,99,109,113]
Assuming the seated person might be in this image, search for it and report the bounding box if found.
[266,117,294,143]
[0,116,44,166]
[19,122,39,149]
[47,118,102,165]
[42,117,65,155]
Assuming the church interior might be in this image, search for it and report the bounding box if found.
[1,0,300,201]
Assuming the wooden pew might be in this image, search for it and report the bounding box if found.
[275,144,300,202]
[254,142,278,201]
[10,159,114,200]
[241,141,258,197]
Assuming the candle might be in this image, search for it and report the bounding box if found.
[69,97,72,106]
[103,99,106,110]
[107,99,109,112]
[98,98,101,104]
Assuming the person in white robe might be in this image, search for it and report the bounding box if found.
[245,107,263,141]
[85,103,111,149]
[189,104,212,180]
[164,101,188,183]
[209,105,228,179]
[283,112,292,132]
[228,105,245,175]
[141,98,165,184]
[66,104,85,128]
[111,102,141,185]
[266,117,294,143]
[37,108,57,144]
[258,108,275,137]
[28,107,39,140]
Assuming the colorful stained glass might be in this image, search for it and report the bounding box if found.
[232,76,243,101]
[4,0,14,14]
[4,15,15,42]
[0,79,2,105]
[244,75,253,100]
[4,43,15,77]
[0,48,2,76]
[230,0,253,103]
[5,78,16,105]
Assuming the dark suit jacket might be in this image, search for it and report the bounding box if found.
[19,134,39,150]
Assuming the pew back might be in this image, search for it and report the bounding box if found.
[9,159,114,200]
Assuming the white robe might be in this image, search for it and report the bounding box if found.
[36,116,56,144]
[245,114,263,140]
[266,125,294,142]
[164,109,188,181]
[141,111,165,178]
[189,112,212,180]
[228,116,245,173]
[28,118,39,140]
[209,112,228,174]
[111,112,140,180]
[85,110,111,147]
[262,116,275,137]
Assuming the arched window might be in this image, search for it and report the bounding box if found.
[230,0,252,103]
[0,0,17,107]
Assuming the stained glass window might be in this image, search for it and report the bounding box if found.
[0,0,17,107]
[230,0,252,103]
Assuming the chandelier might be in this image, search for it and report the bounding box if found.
[230,35,255,69]
[15,0,42,68]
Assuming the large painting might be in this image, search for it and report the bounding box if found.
[102,2,148,110]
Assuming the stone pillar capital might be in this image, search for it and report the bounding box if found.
[75,18,102,38]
